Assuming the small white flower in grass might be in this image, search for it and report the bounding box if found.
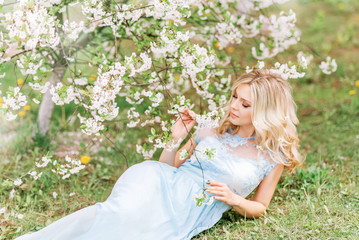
[28,171,37,176]
[0,207,5,214]
[52,192,58,199]
[69,192,75,197]
[13,178,22,186]
[17,214,24,219]
[35,156,51,168]
[33,172,43,180]
[62,174,70,180]
[179,149,188,160]
[9,189,16,199]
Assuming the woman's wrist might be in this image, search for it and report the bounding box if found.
[232,194,243,208]
[165,136,183,152]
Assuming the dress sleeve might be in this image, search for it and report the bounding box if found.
[263,151,286,178]
[263,162,277,178]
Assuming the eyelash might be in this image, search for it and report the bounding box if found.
[232,95,250,108]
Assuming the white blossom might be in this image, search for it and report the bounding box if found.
[297,51,313,69]
[9,189,16,199]
[13,178,22,186]
[179,149,188,160]
[319,56,337,75]
[0,207,5,214]
[32,98,40,104]
[35,156,52,168]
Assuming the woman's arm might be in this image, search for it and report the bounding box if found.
[206,163,284,218]
[158,108,197,167]
[173,137,197,168]
[158,136,183,167]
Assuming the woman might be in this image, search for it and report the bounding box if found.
[17,69,302,240]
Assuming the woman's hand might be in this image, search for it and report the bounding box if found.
[206,181,241,206]
[171,108,197,141]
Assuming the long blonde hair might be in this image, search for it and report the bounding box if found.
[216,69,303,173]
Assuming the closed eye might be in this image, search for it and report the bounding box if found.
[233,95,250,108]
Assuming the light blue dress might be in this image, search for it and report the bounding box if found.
[16,127,277,240]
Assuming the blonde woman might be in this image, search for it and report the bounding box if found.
[17,69,303,240]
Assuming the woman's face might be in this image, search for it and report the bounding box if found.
[229,83,253,126]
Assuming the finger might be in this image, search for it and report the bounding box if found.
[188,110,197,118]
[206,186,223,191]
[213,196,226,202]
[187,120,196,129]
[206,190,223,196]
[180,109,194,118]
[208,181,225,187]
[179,112,191,121]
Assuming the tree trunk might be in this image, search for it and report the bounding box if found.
[32,63,67,139]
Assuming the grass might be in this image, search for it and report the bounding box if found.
[1,0,359,239]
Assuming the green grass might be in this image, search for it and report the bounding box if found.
[1,0,359,239]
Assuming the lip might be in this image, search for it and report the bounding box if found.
[230,112,239,118]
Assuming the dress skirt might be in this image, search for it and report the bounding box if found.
[16,160,230,240]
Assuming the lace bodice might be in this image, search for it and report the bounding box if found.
[181,126,278,198]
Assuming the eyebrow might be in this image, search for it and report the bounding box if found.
[241,98,251,104]
[233,93,251,104]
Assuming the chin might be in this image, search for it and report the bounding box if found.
[229,118,240,125]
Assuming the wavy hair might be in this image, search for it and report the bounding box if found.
[216,69,304,173]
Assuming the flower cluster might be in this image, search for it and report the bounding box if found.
[0,206,24,220]
[252,10,301,59]
[297,51,313,69]
[0,87,27,121]
[194,191,214,207]
[246,61,305,80]
[50,83,81,105]
[145,0,191,26]
[1,0,59,51]
[319,56,337,75]
[52,155,86,180]
[179,149,188,160]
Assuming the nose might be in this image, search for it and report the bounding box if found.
[230,98,239,110]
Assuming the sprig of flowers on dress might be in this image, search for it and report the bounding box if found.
[194,191,214,207]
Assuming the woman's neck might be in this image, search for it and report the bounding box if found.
[234,125,255,138]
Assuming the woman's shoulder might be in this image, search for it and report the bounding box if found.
[260,149,288,167]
